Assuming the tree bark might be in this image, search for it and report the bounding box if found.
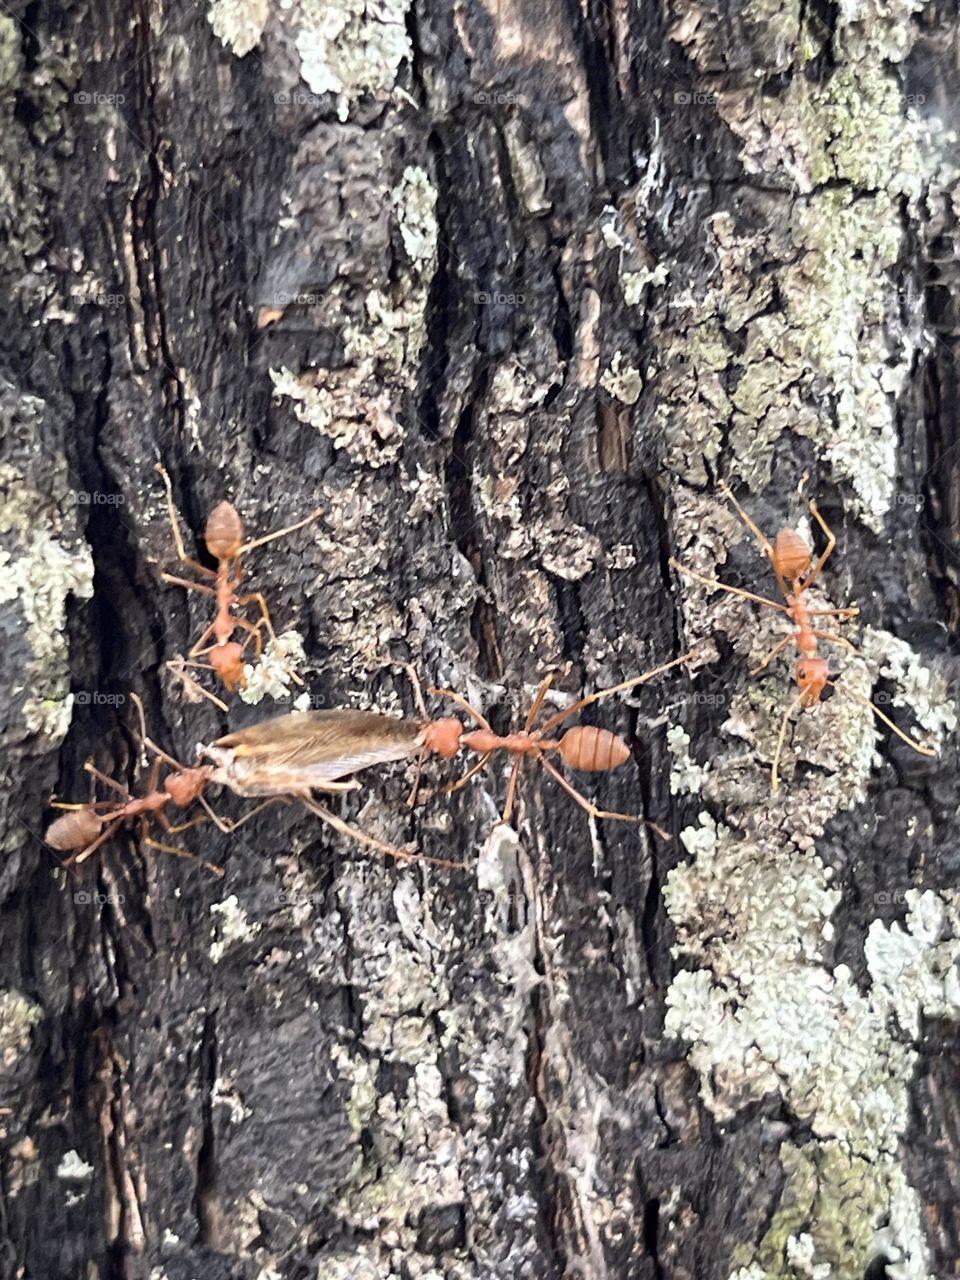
[1,0,958,1277]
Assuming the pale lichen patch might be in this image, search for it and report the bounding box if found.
[0,989,42,1059]
[239,629,307,705]
[207,0,268,56]
[599,351,643,405]
[209,895,261,964]
[295,0,411,122]
[0,463,94,746]
[392,166,437,262]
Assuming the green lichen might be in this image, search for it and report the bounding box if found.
[668,476,955,1276]
[0,989,42,1059]
[659,2,950,529]
[0,463,94,745]
[599,351,643,405]
[270,167,436,468]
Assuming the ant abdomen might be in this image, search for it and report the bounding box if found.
[45,808,105,851]
[558,725,631,772]
[772,528,811,581]
[204,501,245,560]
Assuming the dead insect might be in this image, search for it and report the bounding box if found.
[670,481,937,790]
[198,709,465,869]
[155,464,323,707]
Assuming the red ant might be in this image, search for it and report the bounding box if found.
[669,480,937,790]
[155,464,323,709]
[43,695,275,875]
[409,651,698,834]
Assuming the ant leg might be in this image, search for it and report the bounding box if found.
[806,607,860,619]
[537,650,701,736]
[750,634,793,675]
[198,795,291,833]
[771,691,806,792]
[69,818,127,866]
[298,796,461,869]
[829,681,937,757]
[188,620,220,658]
[231,614,265,658]
[401,664,430,720]
[427,687,493,732]
[524,672,560,732]
[235,596,306,686]
[143,835,224,876]
[237,507,324,555]
[155,464,218,579]
[537,756,671,840]
[501,757,525,826]
[809,629,858,655]
[719,480,791,599]
[160,572,217,598]
[800,501,836,590]
[164,660,229,713]
[128,695,194,774]
[82,760,131,799]
[671,559,788,613]
[156,810,210,836]
[48,799,115,812]
[442,751,495,796]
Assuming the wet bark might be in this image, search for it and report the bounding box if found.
[1,0,959,1278]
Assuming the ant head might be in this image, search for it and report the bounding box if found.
[209,641,247,691]
[773,528,812,582]
[420,717,463,759]
[163,767,210,807]
[796,657,829,703]
[205,501,245,560]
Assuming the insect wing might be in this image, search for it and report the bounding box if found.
[207,710,425,794]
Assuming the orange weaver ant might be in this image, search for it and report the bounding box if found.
[49,701,461,873]
[410,650,699,834]
[155,465,323,709]
[669,481,937,790]
[44,695,242,874]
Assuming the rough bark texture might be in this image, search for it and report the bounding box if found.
[1,0,959,1278]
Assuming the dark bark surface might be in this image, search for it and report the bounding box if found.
[1,0,959,1278]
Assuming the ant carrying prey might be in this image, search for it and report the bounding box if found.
[670,481,937,790]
